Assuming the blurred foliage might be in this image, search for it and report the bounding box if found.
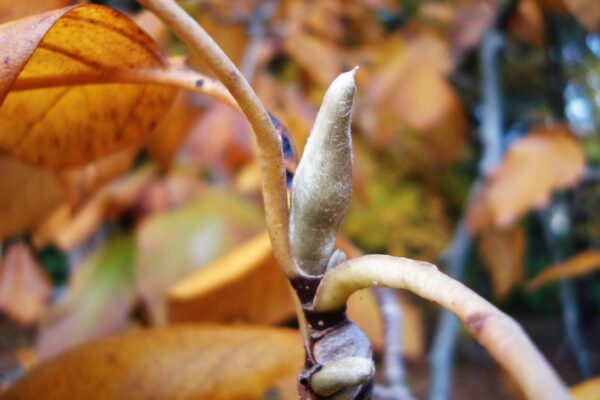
[0,0,600,396]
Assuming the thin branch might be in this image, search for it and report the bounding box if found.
[239,0,279,82]
[428,221,472,400]
[539,207,593,379]
[429,23,505,400]
[136,0,298,278]
[372,288,415,400]
[314,255,570,400]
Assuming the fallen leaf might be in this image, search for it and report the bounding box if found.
[0,5,176,167]
[0,156,65,240]
[571,376,600,400]
[136,191,264,324]
[526,250,600,289]
[168,231,295,325]
[7,325,302,400]
[478,226,525,299]
[36,234,137,360]
[563,0,600,31]
[0,243,52,325]
[467,125,585,233]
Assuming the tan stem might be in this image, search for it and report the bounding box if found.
[12,58,239,110]
[137,0,298,277]
[314,255,571,400]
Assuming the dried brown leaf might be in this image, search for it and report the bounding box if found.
[527,250,600,289]
[467,125,585,233]
[478,226,525,299]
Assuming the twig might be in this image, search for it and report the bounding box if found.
[239,0,279,82]
[429,23,505,400]
[539,207,593,379]
[372,288,415,400]
[12,58,238,111]
[540,10,594,379]
[314,255,571,400]
[428,221,472,400]
[136,0,298,278]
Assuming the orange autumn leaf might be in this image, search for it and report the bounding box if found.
[478,226,525,299]
[0,243,52,325]
[6,325,303,400]
[526,250,600,289]
[0,155,66,240]
[0,5,176,168]
[360,35,466,164]
[168,231,295,325]
[0,0,75,23]
[467,125,585,233]
[136,191,264,324]
[571,376,600,400]
[32,166,157,251]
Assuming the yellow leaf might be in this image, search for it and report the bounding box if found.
[168,231,295,325]
[5,325,303,400]
[467,125,585,233]
[0,5,176,167]
[0,243,52,325]
[527,251,600,289]
[571,376,600,400]
[136,191,264,324]
[478,226,525,299]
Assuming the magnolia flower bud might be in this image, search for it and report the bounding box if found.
[289,68,357,275]
[310,357,374,397]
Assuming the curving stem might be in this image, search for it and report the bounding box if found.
[137,0,299,278]
[313,255,571,400]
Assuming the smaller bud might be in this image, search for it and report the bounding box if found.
[290,68,357,275]
[310,357,375,397]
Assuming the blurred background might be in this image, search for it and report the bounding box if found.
[1,0,599,398]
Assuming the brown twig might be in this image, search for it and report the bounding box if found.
[136,0,299,278]
[314,255,571,400]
